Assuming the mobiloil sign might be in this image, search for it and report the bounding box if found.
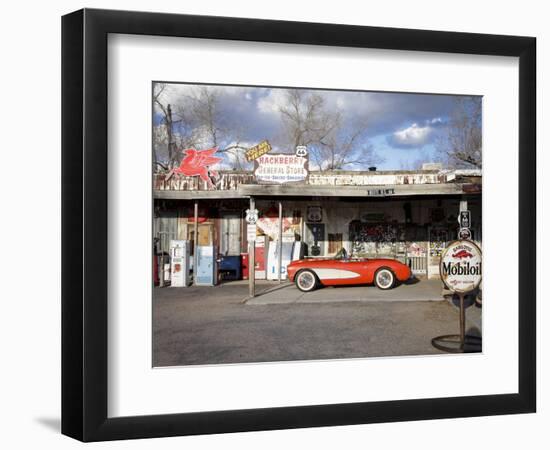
[440,240,482,293]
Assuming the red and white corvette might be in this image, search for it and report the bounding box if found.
[287,249,412,292]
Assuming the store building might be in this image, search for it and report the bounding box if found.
[153,167,481,282]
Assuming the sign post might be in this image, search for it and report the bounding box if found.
[247,197,256,298]
[277,201,283,283]
[432,240,482,353]
[193,200,199,285]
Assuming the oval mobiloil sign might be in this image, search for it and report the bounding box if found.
[440,240,482,293]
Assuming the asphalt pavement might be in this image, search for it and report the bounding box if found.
[246,278,446,304]
[153,279,482,367]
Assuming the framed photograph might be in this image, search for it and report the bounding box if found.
[62,8,536,441]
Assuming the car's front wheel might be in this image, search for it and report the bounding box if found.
[295,269,318,292]
[374,268,395,290]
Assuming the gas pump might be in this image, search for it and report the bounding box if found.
[170,240,191,287]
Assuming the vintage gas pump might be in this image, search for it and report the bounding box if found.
[169,240,191,287]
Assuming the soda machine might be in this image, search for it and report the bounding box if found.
[195,245,218,286]
[291,241,307,260]
[254,235,267,280]
[267,240,294,280]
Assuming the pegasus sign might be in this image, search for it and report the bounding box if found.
[171,147,222,188]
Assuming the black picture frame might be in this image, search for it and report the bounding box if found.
[62,8,536,442]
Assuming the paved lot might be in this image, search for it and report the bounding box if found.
[153,280,481,367]
[247,278,446,304]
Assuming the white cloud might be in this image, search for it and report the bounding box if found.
[256,89,287,115]
[389,123,433,148]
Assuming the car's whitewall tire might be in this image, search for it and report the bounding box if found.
[295,270,319,292]
[374,268,395,290]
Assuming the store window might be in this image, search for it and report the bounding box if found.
[220,214,241,256]
[153,211,178,254]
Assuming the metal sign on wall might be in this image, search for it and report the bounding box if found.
[458,227,472,240]
[306,206,323,222]
[247,224,257,242]
[440,240,482,293]
[458,210,471,228]
[254,153,309,184]
[256,207,292,239]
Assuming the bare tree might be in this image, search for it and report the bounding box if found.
[437,97,482,168]
[152,83,168,166]
[315,124,378,171]
[153,85,243,169]
[178,87,252,169]
[279,89,339,148]
[278,89,376,171]
[153,83,183,167]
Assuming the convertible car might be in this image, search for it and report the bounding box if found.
[287,248,412,292]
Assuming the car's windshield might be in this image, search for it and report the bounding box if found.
[334,248,348,260]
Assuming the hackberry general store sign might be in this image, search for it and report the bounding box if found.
[254,153,308,184]
[440,240,482,293]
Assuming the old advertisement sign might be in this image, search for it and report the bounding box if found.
[245,140,272,161]
[254,154,308,184]
[440,240,482,293]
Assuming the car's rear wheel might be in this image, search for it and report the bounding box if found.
[374,268,395,290]
[295,269,318,292]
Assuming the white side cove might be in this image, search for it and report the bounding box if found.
[312,268,362,280]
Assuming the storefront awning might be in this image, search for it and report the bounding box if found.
[154,182,479,200]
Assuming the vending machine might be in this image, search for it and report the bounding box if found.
[195,245,218,286]
[254,235,267,280]
[291,241,307,261]
[169,240,191,287]
[267,240,294,280]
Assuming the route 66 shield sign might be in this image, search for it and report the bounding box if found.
[245,208,259,224]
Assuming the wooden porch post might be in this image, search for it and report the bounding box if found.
[249,197,256,297]
[193,200,199,284]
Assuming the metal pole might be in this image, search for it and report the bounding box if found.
[459,293,466,349]
[459,198,468,239]
[278,201,283,283]
[193,200,199,284]
[158,233,164,288]
[249,197,255,297]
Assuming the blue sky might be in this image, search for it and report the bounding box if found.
[154,83,478,170]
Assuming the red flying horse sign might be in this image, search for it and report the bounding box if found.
[171,147,222,188]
